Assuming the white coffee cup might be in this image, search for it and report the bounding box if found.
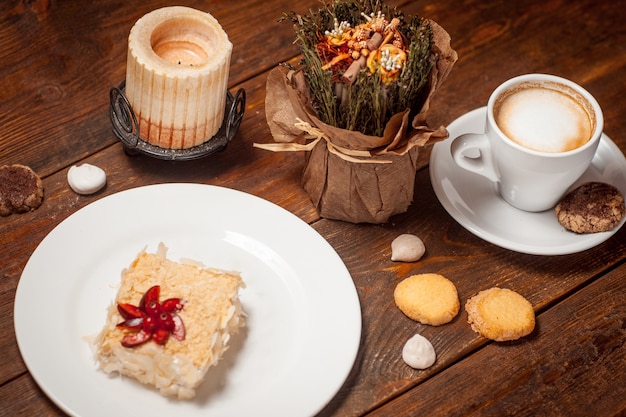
[450,74,603,212]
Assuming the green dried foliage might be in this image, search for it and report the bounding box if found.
[281,0,434,136]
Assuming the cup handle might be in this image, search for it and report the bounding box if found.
[450,133,499,183]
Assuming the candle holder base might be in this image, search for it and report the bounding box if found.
[109,81,245,160]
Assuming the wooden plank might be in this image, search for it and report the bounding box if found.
[0,0,320,176]
[365,263,626,416]
[313,168,626,416]
[2,0,626,415]
[0,372,65,417]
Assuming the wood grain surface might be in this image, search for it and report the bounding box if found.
[1,0,625,416]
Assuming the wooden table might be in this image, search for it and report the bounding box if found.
[2,0,625,415]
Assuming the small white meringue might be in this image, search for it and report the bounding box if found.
[391,234,425,262]
[402,334,436,369]
[67,163,106,195]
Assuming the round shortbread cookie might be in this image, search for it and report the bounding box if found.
[394,273,460,326]
[555,182,625,233]
[465,287,535,342]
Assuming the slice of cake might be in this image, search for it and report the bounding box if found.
[93,243,245,399]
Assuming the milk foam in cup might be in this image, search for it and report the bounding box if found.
[450,74,603,212]
[493,81,594,153]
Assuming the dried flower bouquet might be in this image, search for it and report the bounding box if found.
[257,0,457,223]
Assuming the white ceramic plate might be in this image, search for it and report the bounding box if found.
[14,184,361,417]
[430,107,626,255]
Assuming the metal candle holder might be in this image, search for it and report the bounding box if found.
[109,81,245,160]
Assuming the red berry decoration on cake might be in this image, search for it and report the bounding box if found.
[116,285,186,347]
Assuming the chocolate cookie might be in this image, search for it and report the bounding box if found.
[0,164,44,216]
[555,182,625,233]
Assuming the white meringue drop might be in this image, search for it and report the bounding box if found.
[391,234,425,262]
[67,163,106,195]
[402,333,436,369]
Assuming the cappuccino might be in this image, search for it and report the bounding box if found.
[494,82,594,153]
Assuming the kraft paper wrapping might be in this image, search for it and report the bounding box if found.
[257,19,457,223]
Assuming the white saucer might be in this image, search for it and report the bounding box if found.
[429,107,626,255]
